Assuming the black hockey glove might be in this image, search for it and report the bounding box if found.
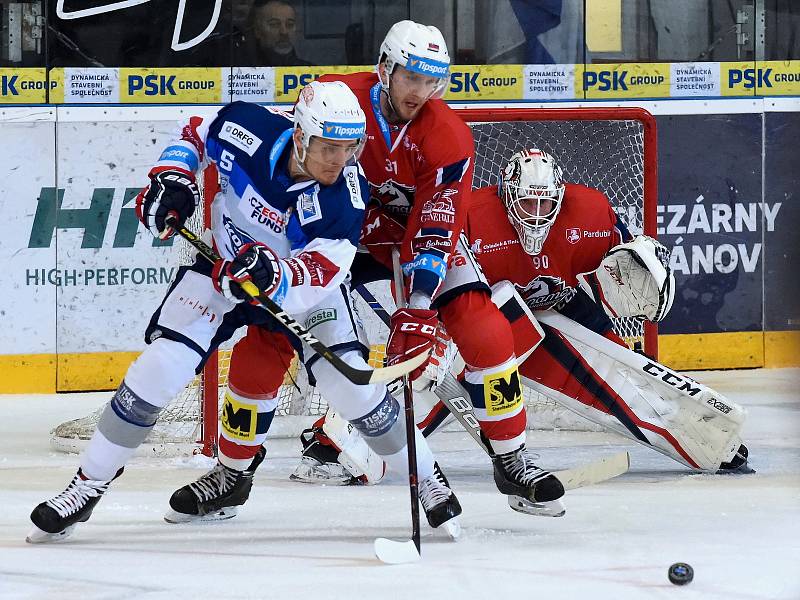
[212,242,285,306]
[136,169,200,240]
[555,287,614,336]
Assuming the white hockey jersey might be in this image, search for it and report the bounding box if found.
[152,101,369,314]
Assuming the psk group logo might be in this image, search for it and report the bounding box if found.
[583,63,670,98]
[120,68,221,103]
[444,65,522,100]
[723,61,800,96]
[0,69,53,103]
[274,66,366,102]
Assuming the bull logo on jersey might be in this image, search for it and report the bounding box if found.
[518,275,572,310]
[566,228,581,244]
[371,180,415,218]
[484,366,523,416]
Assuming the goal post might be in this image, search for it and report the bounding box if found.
[50,106,659,458]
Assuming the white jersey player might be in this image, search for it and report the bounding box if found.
[27,81,460,544]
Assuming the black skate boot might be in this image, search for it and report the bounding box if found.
[492,445,566,517]
[164,446,266,523]
[27,467,124,543]
[419,462,462,537]
[717,444,755,474]
[289,426,360,485]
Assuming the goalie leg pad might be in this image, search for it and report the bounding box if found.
[526,311,746,472]
[322,410,385,484]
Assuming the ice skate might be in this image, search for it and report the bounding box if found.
[165,446,265,523]
[492,445,566,517]
[717,444,755,474]
[27,467,124,543]
[289,426,360,485]
[419,462,462,537]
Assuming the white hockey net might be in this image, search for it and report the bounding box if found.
[51,107,656,456]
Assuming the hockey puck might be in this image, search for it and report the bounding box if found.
[668,562,694,585]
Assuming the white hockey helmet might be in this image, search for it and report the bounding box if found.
[500,149,566,256]
[377,20,450,99]
[293,80,367,160]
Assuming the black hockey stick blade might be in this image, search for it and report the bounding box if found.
[167,218,428,385]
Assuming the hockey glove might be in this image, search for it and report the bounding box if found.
[136,169,200,240]
[212,242,285,306]
[386,308,439,382]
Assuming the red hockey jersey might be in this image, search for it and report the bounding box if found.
[466,184,629,310]
[319,71,475,299]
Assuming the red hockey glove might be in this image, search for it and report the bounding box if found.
[386,308,439,381]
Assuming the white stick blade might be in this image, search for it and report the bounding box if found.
[368,350,430,383]
[374,538,421,564]
[555,451,630,490]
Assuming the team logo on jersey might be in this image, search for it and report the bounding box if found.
[519,275,571,310]
[221,393,257,441]
[566,228,581,244]
[220,121,262,156]
[371,179,415,217]
[484,365,523,416]
[222,214,256,256]
[421,188,456,224]
[298,187,322,225]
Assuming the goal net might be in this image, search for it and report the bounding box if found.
[51,107,657,457]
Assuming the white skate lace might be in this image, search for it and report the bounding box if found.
[418,468,451,510]
[188,464,239,501]
[502,448,551,486]
[45,474,110,518]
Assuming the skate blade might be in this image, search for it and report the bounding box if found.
[508,496,566,517]
[374,538,421,564]
[289,471,355,486]
[442,517,461,540]
[163,506,239,524]
[26,523,76,544]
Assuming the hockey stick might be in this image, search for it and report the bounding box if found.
[372,250,422,565]
[354,283,631,494]
[167,217,429,386]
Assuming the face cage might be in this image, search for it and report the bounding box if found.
[502,184,565,256]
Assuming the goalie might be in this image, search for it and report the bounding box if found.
[293,148,752,491]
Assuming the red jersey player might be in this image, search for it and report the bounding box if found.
[294,21,567,514]
[297,148,751,501]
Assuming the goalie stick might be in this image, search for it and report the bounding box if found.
[167,216,429,386]
[353,283,630,494]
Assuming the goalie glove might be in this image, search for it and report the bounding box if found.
[578,235,675,322]
[136,168,200,240]
[212,242,287,306]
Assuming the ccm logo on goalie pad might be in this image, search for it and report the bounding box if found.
[642,363,733,414]
[484,366,523,416]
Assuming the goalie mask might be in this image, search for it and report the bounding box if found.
[293,81,367,168]
[500,149,565,256]
[377,20,451,100]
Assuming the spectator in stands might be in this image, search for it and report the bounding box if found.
[248,0,311,66]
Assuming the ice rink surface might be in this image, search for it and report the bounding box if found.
[1,368,798,600]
